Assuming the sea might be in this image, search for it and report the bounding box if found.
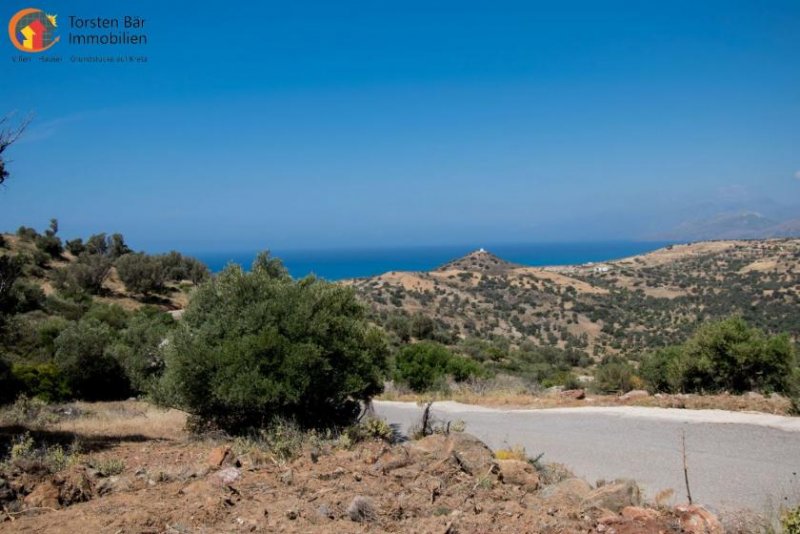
[193,241,673,281]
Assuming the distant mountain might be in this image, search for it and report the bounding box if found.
[655,211,800,241]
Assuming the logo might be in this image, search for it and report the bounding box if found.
[8,8,59,52]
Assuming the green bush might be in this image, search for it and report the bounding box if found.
[0,357,19,405]
[64,238,85,256]
[640,317,798,395]
[395,341,481,392]
[593,356,639,393]
[158,252,388,433]
[116,253,166,295]
[109,307,175,394]
[53,253,113,295]
[35,234,62,258]
[11,363,70,402]
[16,226,39,241]
[784,505,800,534]
[53,319,131,400]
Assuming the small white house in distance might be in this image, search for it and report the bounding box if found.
[593,264,611,273]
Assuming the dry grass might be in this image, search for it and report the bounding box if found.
[53,401,188,441]
[379,389,794,415]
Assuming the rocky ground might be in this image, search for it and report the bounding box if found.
[0,401,726,533]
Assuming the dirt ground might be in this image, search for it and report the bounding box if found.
[0,401,726,534]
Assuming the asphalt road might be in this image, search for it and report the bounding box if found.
[374,401,800,515]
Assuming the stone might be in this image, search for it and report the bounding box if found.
[208,445,233,468]
[541,477,593,506]
[24,480,60,509]
[621,506,658,521]
[560,389,586,400]
[280,469,294,486]
[676,504,723,534]
[213,467,241,486]
[620,390,650,401]
[443,433,495,476]
[495,459,540,491]
[317,504,335,519]
[582,479,641,512]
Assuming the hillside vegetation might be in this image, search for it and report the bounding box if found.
[351,241,800,400]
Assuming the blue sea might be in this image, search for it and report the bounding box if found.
[193,241,672,281]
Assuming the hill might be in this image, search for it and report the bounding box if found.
[351,239,800,357]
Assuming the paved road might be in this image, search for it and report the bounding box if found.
[374,401,800,515]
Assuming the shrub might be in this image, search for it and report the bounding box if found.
[53,253,113,295]
[0,255,24,317]
[159,252,388,432]
[65,238,85,256]
[108,233,131,259]
[395,341,482,392]
[639,346,687,393]
[35,234,62,258]
[158,251,209,284]
[53,319,131,400]
[109,307,175,394]
[12,363,70,402]
[593,356,639,393]
[116,253,166,295]
[16,226,38,241]
[641,317,799,395]
[784,505,800,534]
[0,357,19,405]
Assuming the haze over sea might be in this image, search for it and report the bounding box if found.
[193,241,673,281]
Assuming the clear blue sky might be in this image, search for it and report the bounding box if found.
[2,0,799,252]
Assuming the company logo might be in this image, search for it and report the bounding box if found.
[8,8,59,52]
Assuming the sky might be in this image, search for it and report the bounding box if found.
[1,0,799,252]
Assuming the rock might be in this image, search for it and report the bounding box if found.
[317,504,335,519]
[212,467,241,486]
[412,433,495,476]
[621,506,658,521]
[280,469,294,486]
[540,477,593,506]
[347,496,376,522]
[620,390,650,401]
[560,389,586,400]
[24,480,60,509]
[582,479,641,512]
[208,445,233,468]
[443,433,495,475]
[744,391,764,400]
[495,460,540,491]
[676,504,723,534]
[285,509,299,520]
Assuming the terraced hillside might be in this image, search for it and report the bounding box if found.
[350,239,800,357]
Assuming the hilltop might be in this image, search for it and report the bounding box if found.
[351,239,800,357]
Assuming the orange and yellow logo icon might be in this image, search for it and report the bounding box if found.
[8,8,59,52]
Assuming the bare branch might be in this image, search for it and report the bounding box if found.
[0,113,33,185]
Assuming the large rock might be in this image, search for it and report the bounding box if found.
[676,504,723,534]
[582,479,641,512]
[208,445,233,468]
[24,480,60,509]
[620,390,650,401]
[444,433,495,475]
[413,433,495,476]
[495,459,540,491]
[540,477,593,506]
